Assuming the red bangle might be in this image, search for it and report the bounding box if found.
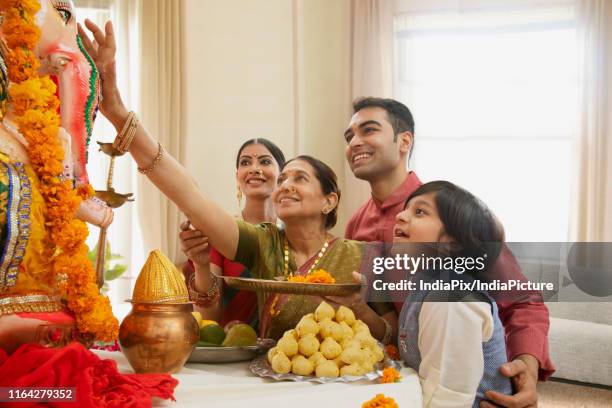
[187,272,221,308]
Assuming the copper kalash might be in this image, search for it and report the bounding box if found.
[119,250,199,373]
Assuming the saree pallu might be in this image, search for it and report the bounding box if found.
[233,221,365,340]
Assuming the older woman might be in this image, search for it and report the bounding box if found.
[79,20,396,341]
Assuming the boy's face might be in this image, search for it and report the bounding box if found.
[343,107,409,181]
[393,193,448,243]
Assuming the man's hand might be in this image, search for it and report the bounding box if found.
[324,271,367,311]
[179,220,210,266]
[481,354,539,408]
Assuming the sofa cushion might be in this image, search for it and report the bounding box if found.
[547,302,612,326]
[548,316,612,386]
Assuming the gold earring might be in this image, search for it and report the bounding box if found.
[236,185,243,207]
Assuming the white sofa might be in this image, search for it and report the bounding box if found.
[546,302,612,387]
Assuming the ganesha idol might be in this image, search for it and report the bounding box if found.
[0,0,115,352]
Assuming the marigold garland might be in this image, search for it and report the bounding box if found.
[361,394,399,408]
[1,0,118,341]
[288,269,336,284]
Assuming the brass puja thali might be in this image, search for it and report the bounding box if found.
[220,276,362,297]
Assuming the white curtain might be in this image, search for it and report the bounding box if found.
[135,0,185,262]
[572,0,612,242]
[344,0,394,223]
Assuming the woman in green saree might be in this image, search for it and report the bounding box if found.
[79,20,396,342]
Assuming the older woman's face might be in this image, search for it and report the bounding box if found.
[273,159,330,226]
[236,143,281,200]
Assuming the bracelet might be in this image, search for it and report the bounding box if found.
[187,272,221,308]
[380,317,393,345]
[121,115,139,152]
[137,142,164,174]
[112,111,139,153]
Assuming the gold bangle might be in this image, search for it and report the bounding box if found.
[138,142,164,175]
[113,111,137,153]
[187,272,221,308]
[120,115,139,152]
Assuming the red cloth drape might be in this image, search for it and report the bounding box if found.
[0,342,178,407]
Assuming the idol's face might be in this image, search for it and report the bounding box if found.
[34,0,101,185]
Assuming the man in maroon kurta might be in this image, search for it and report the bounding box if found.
[343,97,554,408]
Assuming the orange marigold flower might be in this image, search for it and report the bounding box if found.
[362,394,399,408]
[385,344,400,360]
[288,269,336,284]
[381,367,402,384]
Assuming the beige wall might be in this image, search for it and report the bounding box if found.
[182,0,352,234]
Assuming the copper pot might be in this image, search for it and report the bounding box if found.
[119,302,199,373]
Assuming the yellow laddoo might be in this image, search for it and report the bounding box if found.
[340,363,366,377]
[296,316,319,337]
[308,351,327,367]
[315,301,335,322]
[277,335,299,357]
[315,360,340,378]
[320,337,342,360]
[291,355,315,376]
[298,333,320,357]
[340,346,365,365]
[335,305,356,325]
[272,351,292,374]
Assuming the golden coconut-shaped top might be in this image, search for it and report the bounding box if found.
[131,250,190,303]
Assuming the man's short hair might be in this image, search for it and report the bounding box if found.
[352,97,415,136]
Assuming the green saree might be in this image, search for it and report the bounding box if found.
[233,220,387,340]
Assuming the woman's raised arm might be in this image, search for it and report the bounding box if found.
[79,20,239,259]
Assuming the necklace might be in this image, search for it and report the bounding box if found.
[283,238,330,277]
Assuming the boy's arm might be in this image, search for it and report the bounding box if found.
[418,301,493,407]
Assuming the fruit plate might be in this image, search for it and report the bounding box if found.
[220,276,362,297]
[249,355,401,384]
[188,338,276,364]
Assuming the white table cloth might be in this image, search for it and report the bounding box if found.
[94,350,423,407]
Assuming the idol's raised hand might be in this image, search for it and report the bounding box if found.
[78,19,127,124]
